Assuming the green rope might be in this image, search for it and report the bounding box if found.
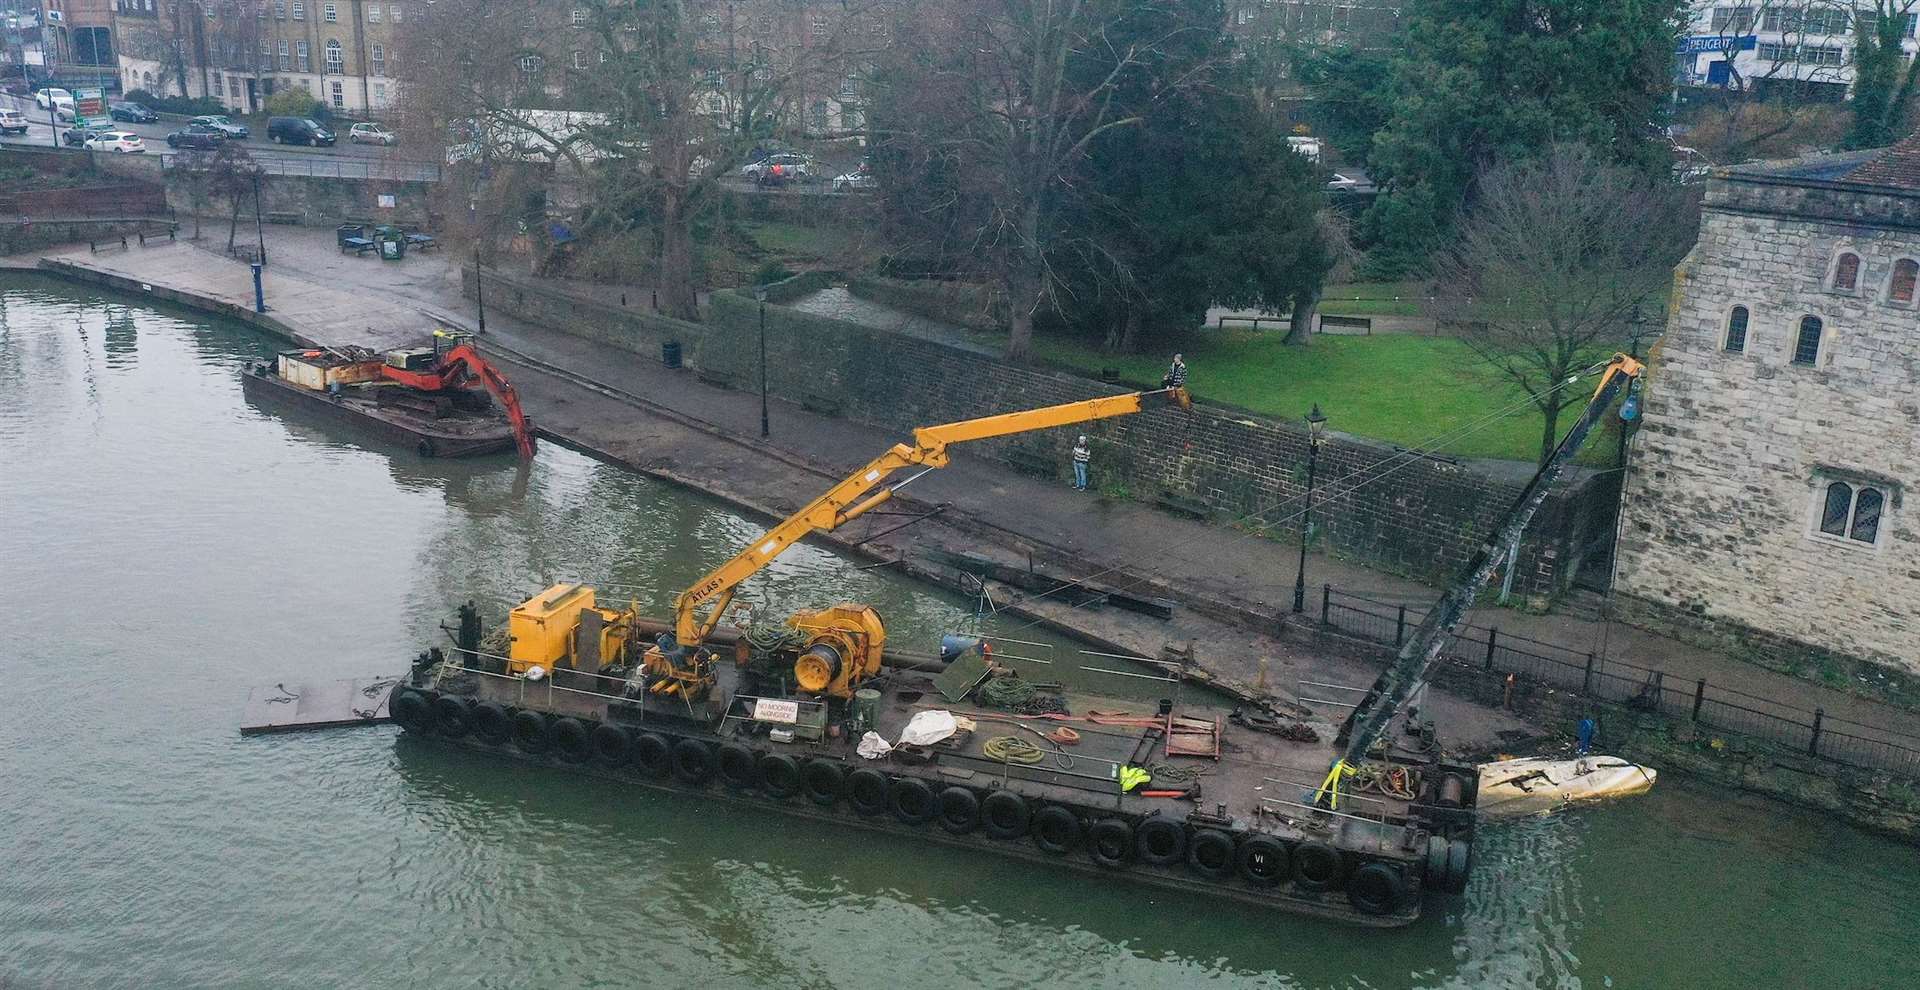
[975,676,1067,715]
[983,735,1047,765]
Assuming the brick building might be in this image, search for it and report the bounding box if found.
[1616,140,1920,677]
[114,0,403,113]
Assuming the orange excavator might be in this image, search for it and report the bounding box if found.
[378,331,536,459]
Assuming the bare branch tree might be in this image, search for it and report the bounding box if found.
[1427,144,1698,464]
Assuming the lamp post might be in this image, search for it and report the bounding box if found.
[754,284,769,438]
[252,171,266,266]
[1293,404,1328,613]
[469,198,487,334]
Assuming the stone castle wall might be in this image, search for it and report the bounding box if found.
[1617,172,1920,676]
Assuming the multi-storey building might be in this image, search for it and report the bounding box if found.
[1616,140,1920,679]
[115,0,402,114]
[1680,2,1919,100]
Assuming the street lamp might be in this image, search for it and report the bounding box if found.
[469,199,487,334]
[754,284,769,438]
[253,171,266,266]
[1293,404,1328,614]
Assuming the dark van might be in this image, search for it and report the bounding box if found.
[267,117,336,146]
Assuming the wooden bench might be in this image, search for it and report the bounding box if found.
[264,210,305,225]
[1152,490,1212,520]
[339,236,376,256]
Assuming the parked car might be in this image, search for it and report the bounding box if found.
[86,130,145,153]
[348,122,397,146]
[61,125,109,147]
[34,87,73,112]
[267,116,334,146]
[0,109,27,134]
[166,126,224,150]
[833,162,875,192]
[55,104,78,122]
[109,101,159,124]
[741,152,815,184]
[189,115,249,139]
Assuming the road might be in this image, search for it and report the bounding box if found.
[0,92,442,181]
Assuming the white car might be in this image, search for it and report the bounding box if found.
[35,87,74,112]
[0,109,27,134]
[833,168,875,192]
[349,122,397,145]
[86,131,146,153]
[741,152,815,183]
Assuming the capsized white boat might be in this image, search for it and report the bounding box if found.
[1475,756,1657,817]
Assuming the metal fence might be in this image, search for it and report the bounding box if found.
[1316,585,1920,779]
[158,152,441,183]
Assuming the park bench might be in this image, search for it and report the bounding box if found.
[264,210,305,226]
[336,223,376,256]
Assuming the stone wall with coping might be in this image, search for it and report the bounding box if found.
[1616,170,1920,678]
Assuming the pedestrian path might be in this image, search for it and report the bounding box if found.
[16,227,1917,746]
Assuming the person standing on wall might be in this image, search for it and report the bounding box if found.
[1071,435,1091,492]
[1163,353,1188,389]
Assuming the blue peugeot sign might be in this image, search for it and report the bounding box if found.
[1677,35,1757,55]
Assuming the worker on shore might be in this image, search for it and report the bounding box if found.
[1071,435,1091,491]
[1163,353,1188,389]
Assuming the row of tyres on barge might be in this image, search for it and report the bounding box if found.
[388,615,1477,928]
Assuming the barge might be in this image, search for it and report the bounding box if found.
[390,356,1643,926]
[242,333,534,459]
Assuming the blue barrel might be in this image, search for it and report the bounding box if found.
[940,634,985,665]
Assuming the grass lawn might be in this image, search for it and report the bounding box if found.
[741,220,860,267]
[1031,329,1608,464]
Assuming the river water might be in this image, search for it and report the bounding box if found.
[1,274,1914,989]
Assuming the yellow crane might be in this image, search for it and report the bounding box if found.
[502,386,1191,703]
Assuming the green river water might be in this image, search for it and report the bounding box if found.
[1,273,1915,989]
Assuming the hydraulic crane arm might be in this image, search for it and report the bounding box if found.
[1325,353,1644,794]
[672,387,1191,647]
[381,342,537,460]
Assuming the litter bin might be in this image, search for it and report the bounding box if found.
[374,224,407,261]
[662,340,682,369]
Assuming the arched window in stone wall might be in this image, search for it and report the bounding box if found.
[1831,251,1861,292]
[1889,259,1919,305]
[1793,315,1824,366]
[1725,306,1749,352]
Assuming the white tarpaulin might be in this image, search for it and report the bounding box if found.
[899,709,957,746]
[856,731,893,760]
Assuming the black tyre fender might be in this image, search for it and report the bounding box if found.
[1186,828,1235,880]
[470,702,512,744]
[671,738,716,784]
[634,732,672,776]
[1348,862,1408,916]
[389,687,432,733]
[1135,816,1186,866]
[801,759,844,806]
[431,695,471,737]
[981,790,1030,840]
[1445,837,1472,895]
[591,723,633,765]
[758,753,802,799]
[846,768,889,816]
[551,717,592,762]
[511,710,550,753]
[716,743,758,789]
[936,786,980,834]
[1292,842,1349,892]
[888,777,938,825]
[1236,835,1291,887]
[1087,818,1133,869]
[1031,805,1081,855]
[1424,833,1451,889]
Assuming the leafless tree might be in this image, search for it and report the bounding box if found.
[399,0,888,320]
[202,140,265,253]
[1686,0,1857,163]
[873,0,1212,359]
[1427,144,1698,464]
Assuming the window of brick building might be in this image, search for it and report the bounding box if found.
[1792,315,1823,366]
[1724,306,1748,352]
[292,0,303,18]
[1889,259,1918,304]
[1817,480,1887,545]
[571,8,585,25]
[279,39,291,70]
[572,50,586,69]
[325,38,342,74]
[368,3,380,21]
[389,2,400,21]
[331,80,344,108]
[1831,251,1861,291]
[295,40,308,71]
[274,1,284,17]
[323,2,336,21]
[371,42,384,74]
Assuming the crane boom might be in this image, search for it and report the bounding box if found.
[671,387,1192,648]
[1326,354,1643,794]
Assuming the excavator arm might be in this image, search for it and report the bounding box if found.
[381,341,537,459]
[1322,353,1643,804]
[671,386,1192,649]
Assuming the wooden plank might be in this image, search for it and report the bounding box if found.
[240,676,398,735]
